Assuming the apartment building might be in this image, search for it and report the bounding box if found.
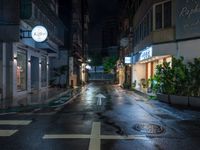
[131,0,200,92]
[69,0,89,87]
[0,0,65,102]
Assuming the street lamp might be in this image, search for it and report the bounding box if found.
[87,59,91,63]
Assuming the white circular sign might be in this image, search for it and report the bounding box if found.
[31,26,48,42]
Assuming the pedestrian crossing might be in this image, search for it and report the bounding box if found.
[0,120,32,137]
[0,130,18,137]
[43,122,149,150]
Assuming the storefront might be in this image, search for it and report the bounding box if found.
[12,43,49,99]
[117,56,132,88]
[116,60,125,87]
[132,44,176,93]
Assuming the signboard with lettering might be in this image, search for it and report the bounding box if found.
[139,47,152,61]
[124,57,132,64]
[176,0,200,40]
[31,26,48,42]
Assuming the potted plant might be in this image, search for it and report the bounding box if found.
[131,80,137,91]
[140,78,148,93]
[169,57,189,106]
[188,58,200,107]
[155,62,174,103]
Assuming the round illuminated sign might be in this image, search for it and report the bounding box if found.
[31,26,48,42]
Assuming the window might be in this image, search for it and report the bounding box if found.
[0,1,3,22]
[144,16,147,37]
[164,1,172,28]
[133,9,153,46]
[150,9,153,32]
[147,13,150,35]
[154,0,172,30]
[17,50,27,91]
[155,4,162,29]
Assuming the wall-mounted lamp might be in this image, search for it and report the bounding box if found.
[13,56,17,60]
[28,60,31,63]
[39,62,42,64]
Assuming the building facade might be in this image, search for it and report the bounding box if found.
[0,0,65,102]
[117,0,135,87]
[131,0,200,93]
[102,17,119,58]
[69,0,89,87]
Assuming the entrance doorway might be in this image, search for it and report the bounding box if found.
[31,56,39,90]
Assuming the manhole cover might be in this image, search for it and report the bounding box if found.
[133,123,165,134]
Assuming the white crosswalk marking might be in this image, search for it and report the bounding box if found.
[0,120,32,137]
[0,120,32,125]
[43,134,91,139]
[89,122,101,150]
[43,122,149,150]
[101,135,148,140]
[0,130,18,136]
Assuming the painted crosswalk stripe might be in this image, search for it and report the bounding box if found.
[0,112,17,116]
[0,130,18,136]
[43,134,91,139]
[101,135,148,140]
[43,122,148,150]
[89,122,101,150]
[0,120,32,125]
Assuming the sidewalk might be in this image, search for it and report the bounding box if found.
[114,84,149,100]
[0,87,83,113]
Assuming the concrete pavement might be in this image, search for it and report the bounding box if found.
[0,82,200,150]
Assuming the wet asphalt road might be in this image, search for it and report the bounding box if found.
[0,82,200,150]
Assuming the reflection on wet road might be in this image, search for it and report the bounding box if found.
[0,82,200,150]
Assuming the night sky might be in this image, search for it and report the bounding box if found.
[88,0,119,63]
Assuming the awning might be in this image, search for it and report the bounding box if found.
[132,42,177,64]
[35,41,58,53]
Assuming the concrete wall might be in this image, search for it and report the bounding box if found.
[178,39,200,62]
[0,0,20,41]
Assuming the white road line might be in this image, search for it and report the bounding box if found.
[42,122,149,150]
[89,122,101,150]
[33,108,41,112]
[101,135,148,140]
[43,134,91,139]
[0,112,17,116]
[0,130,18,136]
[0,120,32,125]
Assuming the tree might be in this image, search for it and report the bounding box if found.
[103,57,118,73]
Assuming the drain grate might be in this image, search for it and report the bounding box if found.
[133,123,165,134]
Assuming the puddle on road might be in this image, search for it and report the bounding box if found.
[97,112,128,136]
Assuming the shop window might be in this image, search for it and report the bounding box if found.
[155,4,162,29]
[17,50,27,91]
[41,56,47,87]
